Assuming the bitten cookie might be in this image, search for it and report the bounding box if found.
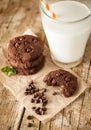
[43,69,78,97]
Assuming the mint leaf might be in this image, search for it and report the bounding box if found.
[1,66,16,76]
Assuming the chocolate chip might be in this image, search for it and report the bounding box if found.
[27,123,33,127]
[24,91,28,95]
[26,88,30,91]
[36,99,40,103]
[32,106,36,110]
[53,92,58,95]
[39,108,44,115]
[42,107,47,111]
[34,93,38,98]
[41,96,46,100]
[35,88,39,92]
[38,92,44,98]
[35,107,41,115]
[31,98,35,103]
[34,107,46,115]
[30,89,35,94]
[27,115,33,120]
[42,99,48,106]
[40,88,47,93]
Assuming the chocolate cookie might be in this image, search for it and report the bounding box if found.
[8,54,44,69]
[43,69,78,97]
[8,35,44,62]
[15,57,45,75]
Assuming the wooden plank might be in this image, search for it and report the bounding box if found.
[19,109,40,130]
[0,0,26,130]
[0,82,24,130]
[0,0,21,29]
[0,0,10,26]
[75,35,91,130]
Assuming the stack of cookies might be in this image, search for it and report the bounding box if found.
[8,35,45,75]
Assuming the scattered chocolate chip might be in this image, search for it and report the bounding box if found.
[26,88,30,91]
[27,122,33,127]
[32,106,36,110]
[24,91,28,95]
[35,88,39,92]
[24,81,48,115]
[35,98,40,103]
[33,94,37,99]
[30,89,35,94]
[42,100,48,106]
[42,107,47,111]
[31,98,35,103]
[34,107,47,115]
[27,115,33,120]
[41,96,46,101]
[40,88,47,93]
[53,92,59,96]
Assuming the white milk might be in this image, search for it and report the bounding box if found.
[41,1,91,67]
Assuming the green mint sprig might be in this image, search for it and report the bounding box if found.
[1,66,16,76]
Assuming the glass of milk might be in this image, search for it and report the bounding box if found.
[40,0,91,68]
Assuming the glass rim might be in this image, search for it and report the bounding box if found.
[40,1,91,24]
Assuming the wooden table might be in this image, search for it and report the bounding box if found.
[0,0,91,130]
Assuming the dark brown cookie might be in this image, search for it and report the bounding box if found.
[43,69,78,97]
[15,58,45,75]
[8,35,44,62]
[8,54,44,69]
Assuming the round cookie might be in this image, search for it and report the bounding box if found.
[43,69,78,97]
[15,58,45,75]
[8,54,44,69]
[8,35,44,63]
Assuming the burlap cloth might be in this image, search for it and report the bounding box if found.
[0,30,88,123]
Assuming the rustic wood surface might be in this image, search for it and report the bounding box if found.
[0,0,91,130]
